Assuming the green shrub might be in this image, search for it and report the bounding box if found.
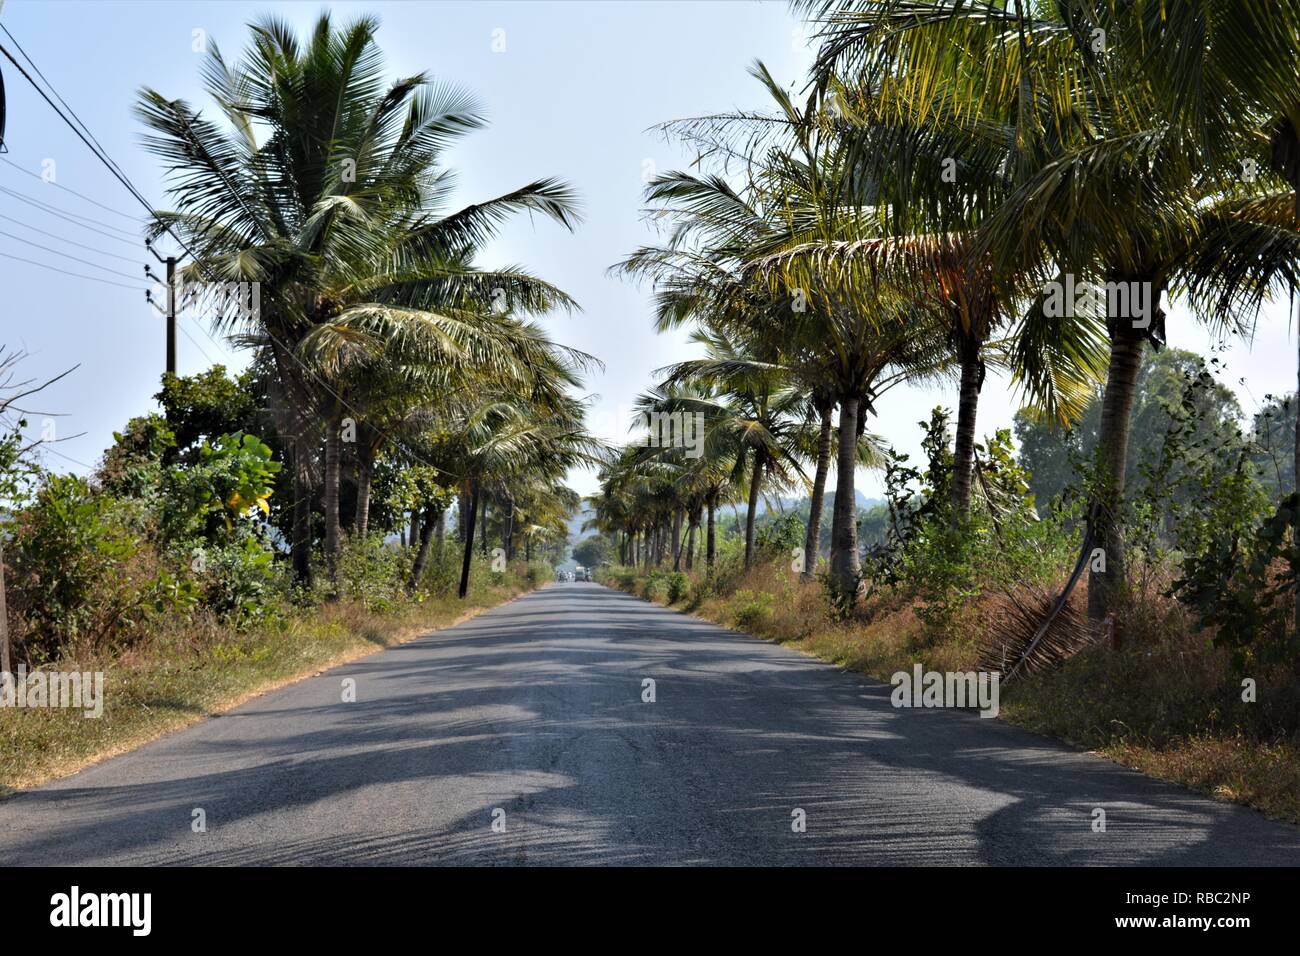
[730,589,774,631]
[335,535,406,612]
[524,561,555,586]
[9,475,153,661]
[643,571,671,603]
[161,432,281,544]
[666,571,691,603]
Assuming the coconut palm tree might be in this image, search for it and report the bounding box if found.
[805,0,1298,626]
[644,328,821,569]
[136,12,581,584]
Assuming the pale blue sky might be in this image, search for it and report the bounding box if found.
[1,0,1295,500]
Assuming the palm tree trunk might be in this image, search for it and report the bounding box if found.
[268,341,314,586]
[685,510,699,571]
[744,449,765,570]
[706,493,717,570]
[435,509,446,556]
[480,492,490,556]
[1294,320,1300,634]
[1283,123,1300,634]
[354,443,374,537]
[291,434,314,587]
[952,336,982,522]
[457,489,471,543]
[829,396,862,605]
[408,503,439,592]
[502,497,514,559]
[459,482,481,599]
[323,407,343,580]
[803,402,834,578]
[672,510,684,571]
[1087,319,1147,625]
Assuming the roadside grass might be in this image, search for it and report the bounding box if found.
[598,563,1300,825]
[0,578,542,794]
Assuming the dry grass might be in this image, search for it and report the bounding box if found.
[1107,737,1300,824]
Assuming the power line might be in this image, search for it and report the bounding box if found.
[36,443,98,472]
[0,186,141,246]
[0,35,159,235]
[0,249,145,291]
[0,25,137,198]
[0,212,143,263]
[0,156,139,221]
[0,182,139,238]
[0,24,470,483]
[178,318,219,366]
[0,227,142,280]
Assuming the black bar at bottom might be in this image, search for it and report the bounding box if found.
[2,866,1288,941]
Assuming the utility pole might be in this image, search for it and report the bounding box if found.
[146,242,183,376]
[164,256,176,374]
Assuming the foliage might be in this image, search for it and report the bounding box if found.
[755,511,804,562]
[729,589,775,631]
[156,366,262,462]
[571,536,610,569]
[193,535,285,625]
[99,415,176,499]
[161,432,281,544]
[8,475,154,661]
[1014,349,1251,514]
[335,536,409,613]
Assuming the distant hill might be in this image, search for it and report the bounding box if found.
[759,490,883,515]
[567,506,595,543]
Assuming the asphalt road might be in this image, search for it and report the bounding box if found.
[2,582,1297,866]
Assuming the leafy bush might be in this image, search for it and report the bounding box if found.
[162,432,281,544]
[334,535,405,612]
[756,512,804,562]
[644,571,671,602]
[8,475,155,660]
[666,571,691,603]
[524,561,555,586]
[730,589,774,631]
[190,538,282,623]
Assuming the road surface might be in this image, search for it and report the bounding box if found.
[2,582,1297,865]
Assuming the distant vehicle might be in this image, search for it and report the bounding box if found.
[579,567,592,582]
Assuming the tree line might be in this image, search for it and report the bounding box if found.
[590,0,1300,641]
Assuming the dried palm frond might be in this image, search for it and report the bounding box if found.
[978,583,1095,684]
